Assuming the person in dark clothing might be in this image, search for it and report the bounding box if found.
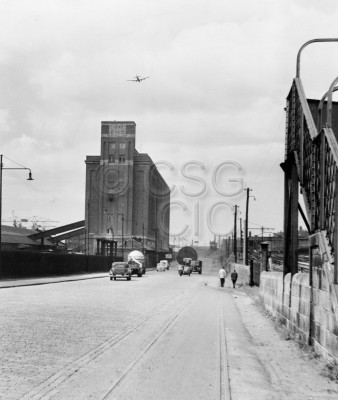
[231,270,238,288]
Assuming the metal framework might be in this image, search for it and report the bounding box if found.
[284,40,338,284]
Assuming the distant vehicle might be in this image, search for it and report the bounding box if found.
[127,75,150,82]
[127,250,145,277]
[190,260,202,274]
[178,264,183,276]
[182,265,191,276]
[177,258,192,276]
[156,262,166,272]
[159,260,169,270]
[109,262,131,281]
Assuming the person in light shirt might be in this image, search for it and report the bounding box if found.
[218,266,226,287]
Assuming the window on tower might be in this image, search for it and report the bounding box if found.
[108,143,116,154]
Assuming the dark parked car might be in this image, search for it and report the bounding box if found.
[191,260,202,274]
[109,262,132,281]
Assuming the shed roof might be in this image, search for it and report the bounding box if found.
[1,225,54,247]
[1,225,39,246]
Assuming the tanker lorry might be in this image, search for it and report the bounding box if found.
[127,250,145,277]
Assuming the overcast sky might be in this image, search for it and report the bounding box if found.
[1,0,338,244]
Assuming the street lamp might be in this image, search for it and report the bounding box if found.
[0,154,34,276]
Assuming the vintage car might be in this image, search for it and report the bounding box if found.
[182,265,191,276]
[190,260,202,274]
[181,258,192,273]
[109,262,131,281]
[156,262,166,272]
[157,260,169,271]
[178,264,191,276]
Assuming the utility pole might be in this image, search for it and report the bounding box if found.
[240,217,243,260]
[245,188,253,266]
[234,205,238,262]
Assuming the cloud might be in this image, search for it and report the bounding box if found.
[1,0,338,238]
[0,109,10,133]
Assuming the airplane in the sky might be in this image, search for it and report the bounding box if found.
[127,75,150,82]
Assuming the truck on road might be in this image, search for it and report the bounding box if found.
[127,250,145,277]
[190,260,202,274]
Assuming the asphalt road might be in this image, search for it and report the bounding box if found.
[1,257,337,400]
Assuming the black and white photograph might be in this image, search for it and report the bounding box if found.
[1,0,338,399]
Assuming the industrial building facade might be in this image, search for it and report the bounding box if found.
[85,121,170,262]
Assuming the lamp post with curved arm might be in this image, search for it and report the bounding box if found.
[0,154,34,276]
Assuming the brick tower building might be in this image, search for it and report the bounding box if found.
[85,121,170,264]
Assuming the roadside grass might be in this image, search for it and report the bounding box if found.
[321,359,338,382]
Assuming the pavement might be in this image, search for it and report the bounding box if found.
[0,273,109,289]
[0,267,159,289]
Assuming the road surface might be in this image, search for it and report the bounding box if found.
[1,255,338,399]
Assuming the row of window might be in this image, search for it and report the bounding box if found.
[109,156,126,163]
[109,142,126,152]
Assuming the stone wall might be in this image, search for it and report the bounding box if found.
[260,268,338,361]
[312,263,338,360]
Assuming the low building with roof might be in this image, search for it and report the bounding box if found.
[1,225,56,251]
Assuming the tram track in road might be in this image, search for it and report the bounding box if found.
[219,292,232,400]
[101,294,197,400]
[100,287,231,400]
[19,292,193,400]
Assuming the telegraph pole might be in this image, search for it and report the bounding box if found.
[240,217,243,260]
[245,188,253,266]
[234,205,238,262]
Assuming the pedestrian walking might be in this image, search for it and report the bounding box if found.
[219,266,226,287]
[231,269,238,288]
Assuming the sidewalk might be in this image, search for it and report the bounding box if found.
[0,272,108,289]
[0,266,158,289]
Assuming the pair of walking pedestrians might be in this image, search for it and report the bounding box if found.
[218,267,238,288]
